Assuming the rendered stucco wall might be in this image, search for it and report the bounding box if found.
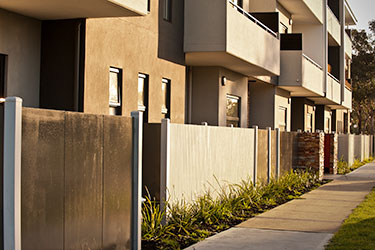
[191,67,248,128]
[293,23,324,67]
[249,82,274,129]
[84,0,185,123]
[0,9,41,107]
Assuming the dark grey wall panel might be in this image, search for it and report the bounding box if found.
[64,112,103,250]
[142,123,161,200]
[21,108,65,250]
[103,115,132,249]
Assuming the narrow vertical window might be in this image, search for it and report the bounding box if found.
[163,0,172,22]
[147,0,151,12]
[161,78,171,118]
[138,73,149,122]
[109,67,122,115]
[0,54,6,98]
[279,107,287,132]
[226,94,241,127]
[306,113,313,132]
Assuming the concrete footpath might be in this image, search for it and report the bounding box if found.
[186,163,375,250]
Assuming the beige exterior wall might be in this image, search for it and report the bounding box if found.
[248,0,276,12]
[249,82,291,131]
[0,9,41,107]
[274,88,291,131]
[277,3,292,33]
[84,0,185,123]
[293,23,324,67]
[190,67,248,128]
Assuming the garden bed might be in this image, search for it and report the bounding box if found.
[142,170,325,249]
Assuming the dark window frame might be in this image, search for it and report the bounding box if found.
[0,54,6,98]
[163,0,172,22]
[226,94,241,127]
[138,73,149,122]
[161,78,171,119]
[109,66,122,115]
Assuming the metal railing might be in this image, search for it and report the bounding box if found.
[328,72,340,83]
[228,0,278,38]
[302,54,323,70]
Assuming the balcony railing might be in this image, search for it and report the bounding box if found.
[328,72,340,83]
[303,54,323,70]
[228,0,278,38]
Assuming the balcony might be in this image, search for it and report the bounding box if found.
[327,6,341,46]
[0,0,148,20]
[326,73,341,104]
[279,34,324,97]
[345,31,353,59]
[342,86,352,109]
[184,0,280,76]
[278,0,323,24]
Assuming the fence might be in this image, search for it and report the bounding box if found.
[143,120,330,204]
[338,134,375,165]
[2,97,142,250]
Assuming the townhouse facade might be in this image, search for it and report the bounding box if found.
[0,0,356,131]
[0,0,185,124]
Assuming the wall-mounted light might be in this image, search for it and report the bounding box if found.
[288,98,291,104]
[313,106,316,111]
[221,76,227,86]
[289,19,293,25]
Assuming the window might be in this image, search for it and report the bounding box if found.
[161,78,171,118]
[306,113,313,132]
[344,112,348,134]
[0,54,6,98]
[138,73,149,122]
[163,0,172,22]
[147,0,151,12]
[278,107,287,132]
[226,95,241,127]
[109,67,122,115]
[325,117,331,133]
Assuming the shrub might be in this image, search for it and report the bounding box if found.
[142,170,321,249]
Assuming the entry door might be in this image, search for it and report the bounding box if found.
[0,54,6,98]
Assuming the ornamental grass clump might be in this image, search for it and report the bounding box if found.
[337,157,374,175]
[142,170,321,250]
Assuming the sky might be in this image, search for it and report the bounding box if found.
[346,0,375,32]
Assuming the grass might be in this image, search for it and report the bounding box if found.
[142,170,323,249]
[326,188,375,250]
[337,157,374,175]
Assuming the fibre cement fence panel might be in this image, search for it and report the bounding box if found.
[168,124,255,203]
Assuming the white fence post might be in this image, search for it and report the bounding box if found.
[267,127,272,183]
[253,126,258,186]
[276,128,280,179]
[131,111,143,250]
[3,97,22,250]
[160,119,170,224]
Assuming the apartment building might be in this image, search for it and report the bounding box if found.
[184,0,355,133]
[0,0,355,132]
[0,0,186,124]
